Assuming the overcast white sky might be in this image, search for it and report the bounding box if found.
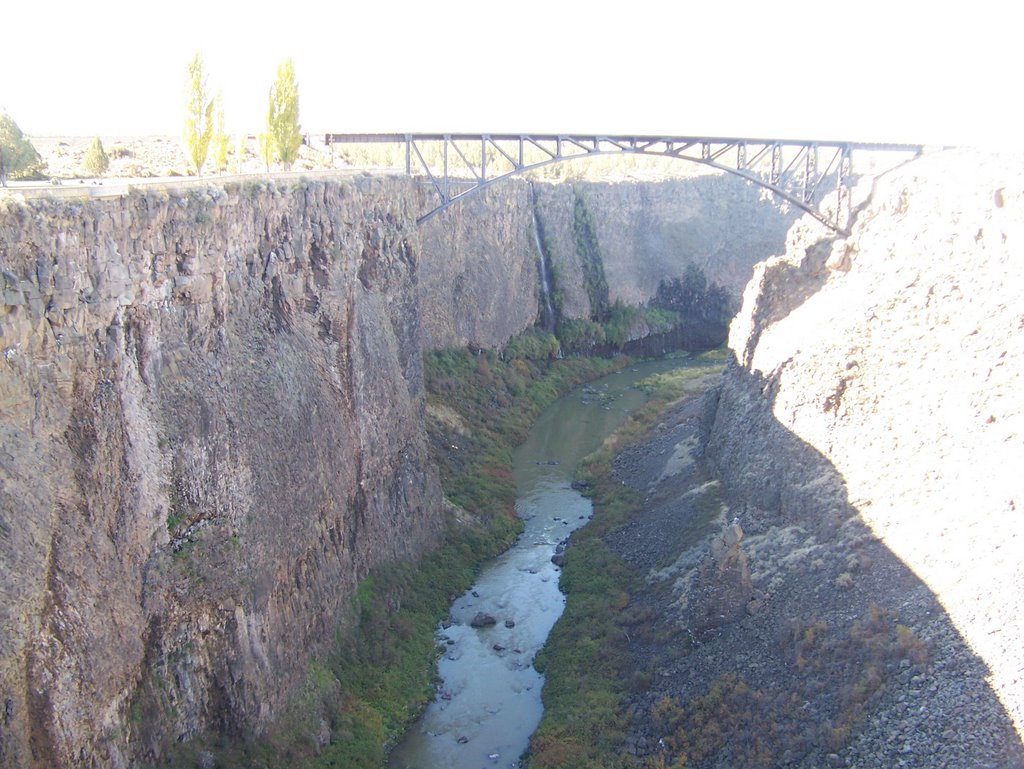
[1,0,1017,147]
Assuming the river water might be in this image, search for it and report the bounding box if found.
[387,358,686,769]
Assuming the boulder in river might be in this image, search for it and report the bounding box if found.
[470,612,497,628]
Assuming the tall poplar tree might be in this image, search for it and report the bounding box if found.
[210,93,230,173]
[183,53,214,175]
[267,59,302,171]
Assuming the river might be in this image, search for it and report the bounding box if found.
[387,357,688,769]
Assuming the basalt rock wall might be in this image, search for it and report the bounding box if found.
[533,176,798,312]
[0,178,444,768]
[416,182,539,349]
[417,175,797,348]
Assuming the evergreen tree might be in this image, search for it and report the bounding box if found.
[0,113,44,185]
[83,137,110,177]
[652,263,735,348]
[267,59,302,170]
[182,53,214,175]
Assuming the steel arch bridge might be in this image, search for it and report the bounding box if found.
[323,133,924,233]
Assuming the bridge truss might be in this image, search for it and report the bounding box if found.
[324,134,923,232]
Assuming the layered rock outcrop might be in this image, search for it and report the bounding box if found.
[0,178,443,767]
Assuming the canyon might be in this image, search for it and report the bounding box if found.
[2,148,1020,769]
[0,171,791,767]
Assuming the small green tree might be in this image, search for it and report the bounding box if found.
[235,133,247,174]
[258,132,275,173]
[267,59,302,170]
[182,53,214,175]
[83,137,110,177]
[210,93,230,173]
[0,113,45,185]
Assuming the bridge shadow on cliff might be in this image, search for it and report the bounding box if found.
[608,362,1024,769]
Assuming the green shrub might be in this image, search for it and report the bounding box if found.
[83,137,110,177]
[557,317,605,354]
[0,113,45,184]
[502,328,560,361]
[602,301,680,351]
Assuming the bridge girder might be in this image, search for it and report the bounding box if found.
[323,134,924,233]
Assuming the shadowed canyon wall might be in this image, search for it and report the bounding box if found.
[707,150,1024,739]
[525,150,1023,769]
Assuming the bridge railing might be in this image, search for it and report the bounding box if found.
[324,133,924,232]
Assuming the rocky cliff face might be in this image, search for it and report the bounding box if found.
[0,179,443,767]
[580,151,1023,769]
[417,174,796,348]
[707,150,1024,741]
[416,182,539,349]
[534,175,798,314]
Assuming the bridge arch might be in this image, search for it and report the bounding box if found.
[324,134,924,234]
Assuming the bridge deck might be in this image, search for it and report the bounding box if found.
[323,133,927,232]
[325,133,923,153]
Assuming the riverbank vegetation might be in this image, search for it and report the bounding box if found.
[528,352,727,769]
[174,332,627,769]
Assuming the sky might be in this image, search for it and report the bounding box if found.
[1,0,1019,148]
